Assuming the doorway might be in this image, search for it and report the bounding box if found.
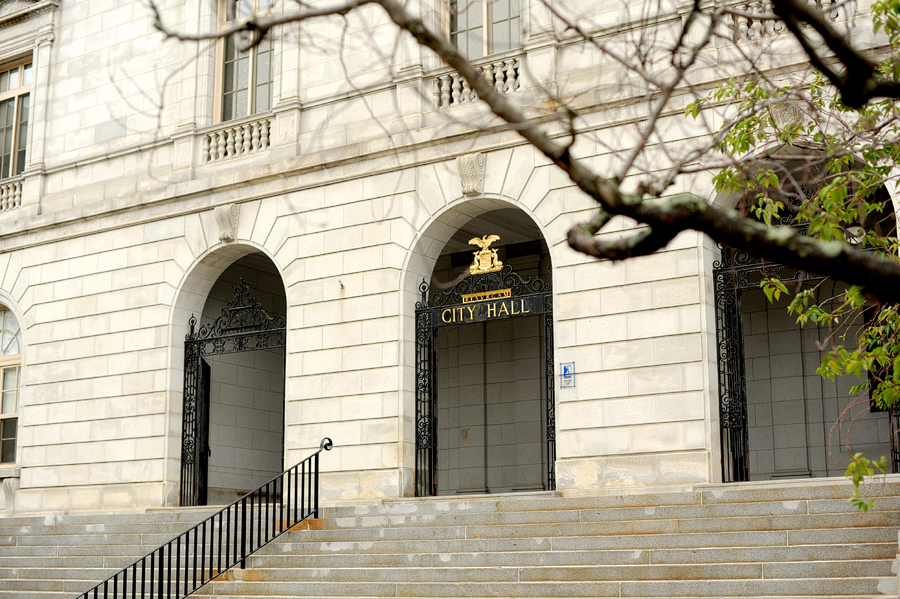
[415,209,555,496]
[180,253,287,506]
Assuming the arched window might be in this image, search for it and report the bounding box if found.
[0,307,21,464]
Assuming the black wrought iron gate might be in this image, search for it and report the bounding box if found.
[713,246,826,482]
[414,265,555,496]
[181,277,286,506]
[712,244,900,481]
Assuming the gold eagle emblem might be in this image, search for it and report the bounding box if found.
[468,234,503,274]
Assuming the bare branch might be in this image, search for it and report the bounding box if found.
[149,0,373,43]
[771,0,900,107]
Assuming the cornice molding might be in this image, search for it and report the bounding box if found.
[0,0,58,30]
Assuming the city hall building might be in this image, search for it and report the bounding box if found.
[0,0,893,515]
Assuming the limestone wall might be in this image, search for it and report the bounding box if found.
[0,0,867,512]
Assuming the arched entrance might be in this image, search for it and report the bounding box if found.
[180,253,287,506]
[713,152,898,482]
[414,208,555,496]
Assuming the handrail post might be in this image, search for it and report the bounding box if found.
[314,451,320,518]
[240,496,247,569]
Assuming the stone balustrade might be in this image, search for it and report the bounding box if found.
[728,0,840,41]
[434,54,522,109]
[0,177,23,212]
[202,116,272,164]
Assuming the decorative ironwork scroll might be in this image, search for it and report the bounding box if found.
[180,277,286,506]
[415,264,555,495]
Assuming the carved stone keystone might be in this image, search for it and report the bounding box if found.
[457,152,485,196]
[215,203,239,242]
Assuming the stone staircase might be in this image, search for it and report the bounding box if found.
[0,508,216,598]
[2,479,900,598]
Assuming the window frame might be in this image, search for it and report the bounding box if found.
[0,306,21,466]
[0,358,19,466]
[214,0,276,124]
[444,0,522,61]
[0,56,32,180]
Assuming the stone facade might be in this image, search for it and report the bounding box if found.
[0,0,890,514]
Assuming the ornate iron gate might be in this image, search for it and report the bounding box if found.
[414,265,555,496]
[712,244,900,481]
[181,277,286,506]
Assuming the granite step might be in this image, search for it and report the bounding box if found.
[3,482,900,599]
[315,496,900,530]
[244,543,898,569]
[186,577,890,597]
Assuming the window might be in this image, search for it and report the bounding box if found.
[0,308,21,464]
[219,0,275,122]
[449,0,521,60]
[0,60,31,179]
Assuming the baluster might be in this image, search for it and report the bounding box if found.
[279,475,285,533]
[738,11,749,40]
[461,77,471,103]
[293,465,299,523]
[746,0,758,38]
[242,124,252,154]
[440,75,451,108]
[503,59,518,92]
[433,78,441,109]
[233,126,244,157]
[251,122,260,151]
[160,543,167,596]
[768,0,783,32]
[494,61,506,92]
[217,131,227,161]
[226,127,236,157]
[482,64,494,96]
[175,537,181,597]
[168,540,173,597]
[755,0,767,36]
[0,185,7,211]
[200,521,207,585]
[202,134,211,163]
[758,0,769,34]
[259,119,270,150]
[13,182,20,208]
[184,530,191,594]
[241,496,248,568]
[210,132,219,162]
[451,74,461,105]
[218,512,224,571]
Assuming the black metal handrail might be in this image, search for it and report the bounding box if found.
[76,437,333,599]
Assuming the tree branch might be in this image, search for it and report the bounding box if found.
[568,224,679,260]
[148,0,900,304]
[150,0,372,44]
[771,0,900,107]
